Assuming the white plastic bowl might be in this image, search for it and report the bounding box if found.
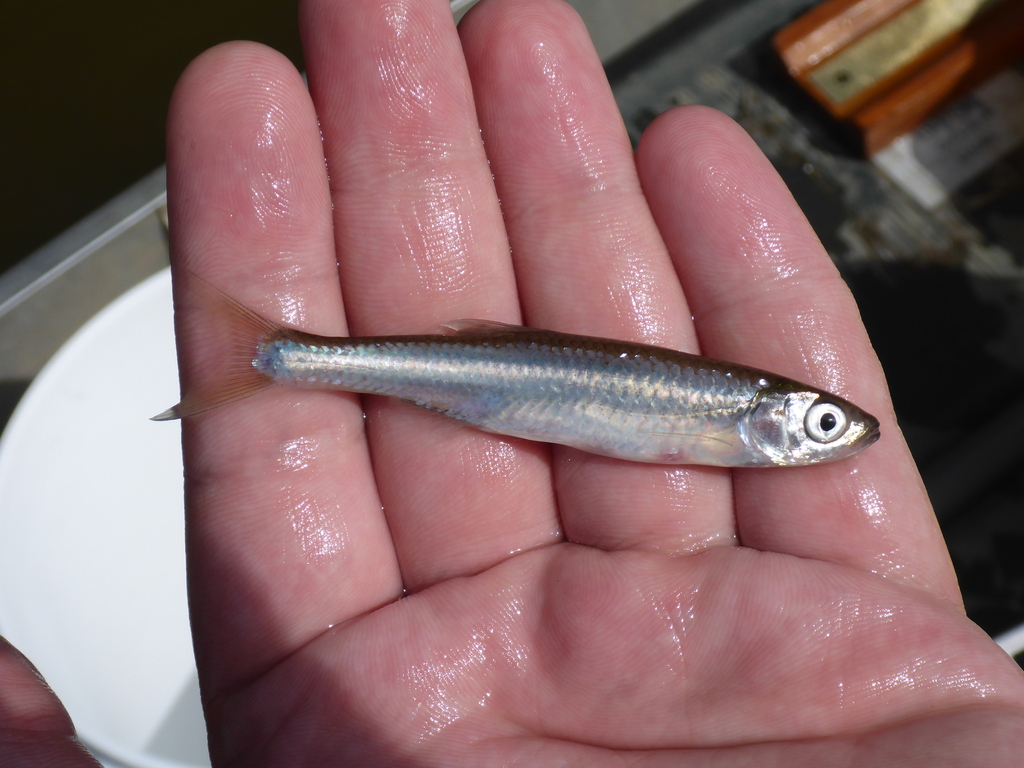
[0,268,209,768]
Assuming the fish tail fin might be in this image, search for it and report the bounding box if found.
[151,275,282,421]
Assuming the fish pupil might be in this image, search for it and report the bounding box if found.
[820,412,837,433]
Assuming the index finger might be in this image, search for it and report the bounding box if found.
[637,107,959,604]
[166,43,403,696]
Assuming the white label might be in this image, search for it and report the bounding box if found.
[873,67,1024,209]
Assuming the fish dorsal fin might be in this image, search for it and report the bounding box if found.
[442,318,535,335]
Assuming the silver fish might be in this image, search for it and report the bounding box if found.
[154,288,879,467]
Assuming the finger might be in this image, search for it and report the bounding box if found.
[299,0,561,592]
[460,0,734,554]
[167,42,401,695]
[637,107,959,602]
[0,636,101,766]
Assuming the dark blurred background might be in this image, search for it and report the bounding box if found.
[1,0,304,274]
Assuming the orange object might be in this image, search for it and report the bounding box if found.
[774,0,1024,154]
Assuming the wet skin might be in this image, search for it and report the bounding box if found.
[4,0,1024,765]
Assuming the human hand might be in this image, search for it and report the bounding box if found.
[162,0,1024,765]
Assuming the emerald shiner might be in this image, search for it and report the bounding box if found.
[155,283,879,467]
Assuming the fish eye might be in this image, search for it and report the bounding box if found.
[804,401,848,443]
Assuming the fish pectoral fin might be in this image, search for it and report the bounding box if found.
[647,429,736,448]
[442,318,534,335]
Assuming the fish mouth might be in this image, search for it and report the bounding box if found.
[859,418,882,448]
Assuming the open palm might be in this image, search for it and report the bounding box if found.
[155,0,1024,765]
